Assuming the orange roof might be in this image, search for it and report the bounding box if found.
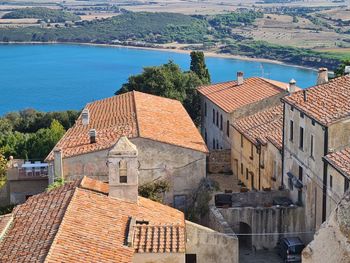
[233,105,283,150]
[282,75,350,126]
[46,91,207,160]
[0,177,185,262]
[197,77,289,113]
[324,147,350,179]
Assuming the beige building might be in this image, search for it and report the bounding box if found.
[197,72,291,150]
[232,105,283,191]
[46,91,208,208]
[281,73,350,232]
[0,137,238,263]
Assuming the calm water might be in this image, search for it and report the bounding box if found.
[0,44,317,115]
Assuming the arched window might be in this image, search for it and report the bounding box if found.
[119,160,127,183]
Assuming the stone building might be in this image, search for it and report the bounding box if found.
[232,104,283,191]
[0,137,238,263]
[46,91,208,208]
[302,190,350,263]
[197,72,291,150]
[281,73,350,232]
[323,147,350,219]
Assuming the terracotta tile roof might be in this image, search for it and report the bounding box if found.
[233,105,283,150]
[46,91,207,161]
[282,75,350,126]
[324,147,350,179]
[197,77,289,113]
[133,224,185,253]
[0,181,79,263]
[0,177,186,262]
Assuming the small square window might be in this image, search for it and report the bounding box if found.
[312,119,316,126]
[300,112,304,118]
[291,106,294,111]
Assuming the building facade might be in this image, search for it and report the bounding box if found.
[231,105,283,191]
[281,73,350,231]
[198,73,291,151]
[46,91,208,208]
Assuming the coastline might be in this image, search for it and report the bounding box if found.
[0,41,317,71]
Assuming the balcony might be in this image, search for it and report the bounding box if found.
[7,161,49,181]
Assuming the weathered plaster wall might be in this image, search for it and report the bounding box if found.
[302,191,350,263]
[8,179,48,204]
[263,142,282,190]
[132,253,185,263]
[0,182,9,206]
[200,96,231,150]
[283,103,325,231]
[326,165,346,220]
[219,206,310,249]
[59,138,206,207]
[328,120,350,151]
[185,220,238,263]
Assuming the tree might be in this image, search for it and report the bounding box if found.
[190,51,211,84]
[335,60,350,77]
[0,151,7,188]
[139,180,170,203]
[116,61,204,124]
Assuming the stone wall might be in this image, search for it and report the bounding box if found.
[302,191,350,263]
[186,220,239,263]
[0,182,9,207]
[208,149,231,174]
[230,190,289,207]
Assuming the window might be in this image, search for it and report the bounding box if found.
[300,112,304,118]
[250,144,253,160]
[216,140,219,149]
[216,111,219,126]
[246,168,249,180]
[204,102,207,117]
[186,254,197,263]
[299,127,304,150]
[288,177,294,190]
[345,178,349,193]
[299,166,303,182]
[212,138,215,149]
[241,135,244,148]
[291,106,294,111]
[212,109,215,124]
[220,115,223,130]
[312,119,316,126]
[204,129,207,143]
[310,135,314,158]
[329,174,333,189]
[226,120,230,137]
[241,163,243,174]
[260,152,265,168]
[272,160,277,180]
[119,160,127,183]
[290,120,294,141]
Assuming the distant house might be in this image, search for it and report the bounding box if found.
[281,70,350,231]
[46,91,208,208]
[232,104,283,191]
[197,72,291,151]
[0,137,238,263]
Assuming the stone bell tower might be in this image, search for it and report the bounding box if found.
[108,136,139,203]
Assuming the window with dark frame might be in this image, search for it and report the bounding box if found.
[300,112,304,118]
[312,119,316,126]
[241,135,243,148]
[329,174,333,189]
[246,168,248,180]
[250,144,253,160]
[204,102,207,117]
[119,160,127,183]
[213,109,215,124]
[213,138,215,149]
[216,111,219,126]
[310,134,314,158]
[291,106,294,111]
[204,129,207,143]
[299,127,304,150]
[220,115,223,130]
[290,120,294,141]
[216,140,219,149]
[345,178,349,193]
[226,120,230,137]
[241,163,243,174]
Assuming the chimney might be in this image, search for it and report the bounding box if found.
[289,79,297,93]
[303,90,307,102]
[317,68,328,85]
[89,129,96,144]
[345,66,350,75]
[237,71,244,85]
[108,136,139,203]
[82,109,89,126]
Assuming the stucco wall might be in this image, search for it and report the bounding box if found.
[263,142,282,190]
[9,179,48,204]
[283,103,326,231]
[0,182,10,207]
[200,96,231,150]
[185,220,238,263]
[302,191,350,263]
[59,138,206,207]
[326,165,346,219]
[132,253,184,263]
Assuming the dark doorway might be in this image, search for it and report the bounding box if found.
[239,222,252,249]
[186,254,197,263]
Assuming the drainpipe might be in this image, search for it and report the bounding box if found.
[322,127,328,223]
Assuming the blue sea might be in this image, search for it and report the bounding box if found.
[0,44,317,115]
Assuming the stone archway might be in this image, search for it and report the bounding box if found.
[238,222,252,249]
